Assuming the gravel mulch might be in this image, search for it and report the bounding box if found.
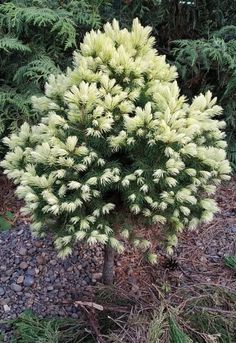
[0,223,103,323]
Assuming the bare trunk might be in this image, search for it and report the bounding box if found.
[102,244,115,285]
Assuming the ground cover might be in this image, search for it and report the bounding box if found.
[0,174,235,342]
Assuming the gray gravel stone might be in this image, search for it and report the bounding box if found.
[27,268,36,276]
[0,287,5,296]
[3,304,10,312]
[11,283,22,292]
[0,223,102,323]
[23,276,34,287]
[19,247,27,256]
[92,272,102,280]
[36,256,44,265]
[50,259,57,266]
[16,275,24,284]
[1,276,9,282]
[228,226,236,233]
[19,262,28,270]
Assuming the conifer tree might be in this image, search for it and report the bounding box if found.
[1,19,231,284]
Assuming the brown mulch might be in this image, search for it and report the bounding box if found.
[0,173,24,223]
[116,177,236,295]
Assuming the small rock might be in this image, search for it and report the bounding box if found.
[3,304,11,312]
[28,247,37,254]
[24,292,32,298]
[19,262,28,270]
[1,276,9,282]
[24,276,34,287]
[26,299,34,306]
[27,268,36,276]
[92,272,102,280]
[36,256,44,265]
[0,287,5,296]
[16,276,24,284]
[19,247,27,256]
[15,257,20,264]
[210,255,220,263]
[35,241,43,248]
[50,259,57,266]
[6,269,13,276]
[11,283,22,292]
[0,297,10,305]
[47,286,54,291]
[228,226,236,234]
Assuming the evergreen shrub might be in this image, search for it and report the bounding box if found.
[1,19,231,281]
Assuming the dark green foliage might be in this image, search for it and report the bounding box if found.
[180,285,236,343]
[172,26,236,167]
[9,310,93,343]
[0,0,112,152]
[0,211,14,231]
[169,317,193,343]
[224,255,236,271]
[111,0,236,45]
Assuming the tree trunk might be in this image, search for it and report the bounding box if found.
[102,244,115,285]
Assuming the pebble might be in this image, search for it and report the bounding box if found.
[6,269,13,276]
[24,292,32,298]
[35,241,43,248]
[1,297,10,305]
[50,259,57,266]
[19,247,27,256]
[0,287,5,296]
[11,283,22,293]
[1,276,9,282]
[3,304,10,312]
[228,226,236,234]
[92,272,102,281]
[23,276,34,287]
[209,255,220,263]
[16,276,24,284]
[36,256,44,265]
[19,262,28,270]
[35,268,40,275]
[27,268,36,276]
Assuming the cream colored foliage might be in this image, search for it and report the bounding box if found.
[1,18,231,259]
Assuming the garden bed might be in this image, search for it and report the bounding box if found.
[0,174,236,341]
